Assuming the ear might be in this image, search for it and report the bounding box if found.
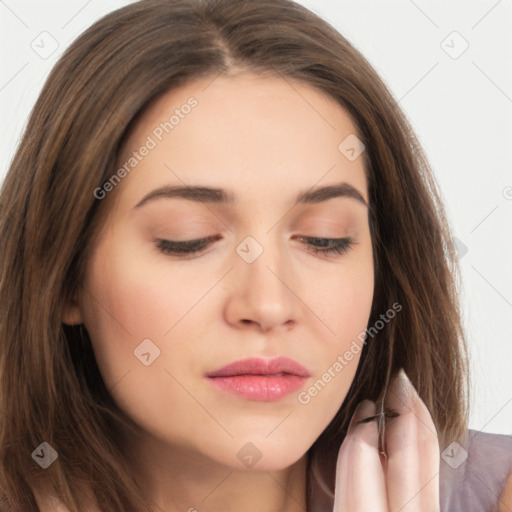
[61,292,84,326]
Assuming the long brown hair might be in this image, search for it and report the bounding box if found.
[0,0,469,510]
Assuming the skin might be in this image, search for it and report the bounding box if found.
[498,470,512,512]
[58,72,440,511]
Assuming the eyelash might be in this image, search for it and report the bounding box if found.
[155,235,354,257]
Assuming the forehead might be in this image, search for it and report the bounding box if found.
[114,72,368,210]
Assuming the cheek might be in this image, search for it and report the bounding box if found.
[80,237,177,385]
[296,282,372,431]
[83,233,203,334]
[312,244,374,347]
[332,270,373,324]
[303,246,374,408]
[79,230,227,393]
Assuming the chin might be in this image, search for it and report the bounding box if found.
[210,436,311,472]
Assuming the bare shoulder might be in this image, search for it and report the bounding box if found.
[498,467,512,512]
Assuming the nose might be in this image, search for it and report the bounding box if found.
[223,236,300,333]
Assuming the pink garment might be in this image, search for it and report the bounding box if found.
[440,428,512,511]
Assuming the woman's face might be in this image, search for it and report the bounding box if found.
[65,72,374,471]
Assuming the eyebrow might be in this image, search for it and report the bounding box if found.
[133,182,368,209]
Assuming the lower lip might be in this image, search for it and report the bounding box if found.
[207,375,308,401]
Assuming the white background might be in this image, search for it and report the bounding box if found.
[1,0,511,434]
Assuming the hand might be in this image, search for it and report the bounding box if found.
[333,368,441,511]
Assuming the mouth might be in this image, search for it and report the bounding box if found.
[205,356,310,402]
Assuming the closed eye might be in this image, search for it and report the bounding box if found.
[154,235,355,258]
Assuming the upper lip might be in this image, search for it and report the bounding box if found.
[206,356,310,378]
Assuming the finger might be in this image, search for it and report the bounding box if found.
[384,368,440,512]
[333,399,388,512]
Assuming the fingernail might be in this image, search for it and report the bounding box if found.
[353,399,376,424]
[396,368,419,400]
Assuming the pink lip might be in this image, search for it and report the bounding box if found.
[206,357,310,402]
